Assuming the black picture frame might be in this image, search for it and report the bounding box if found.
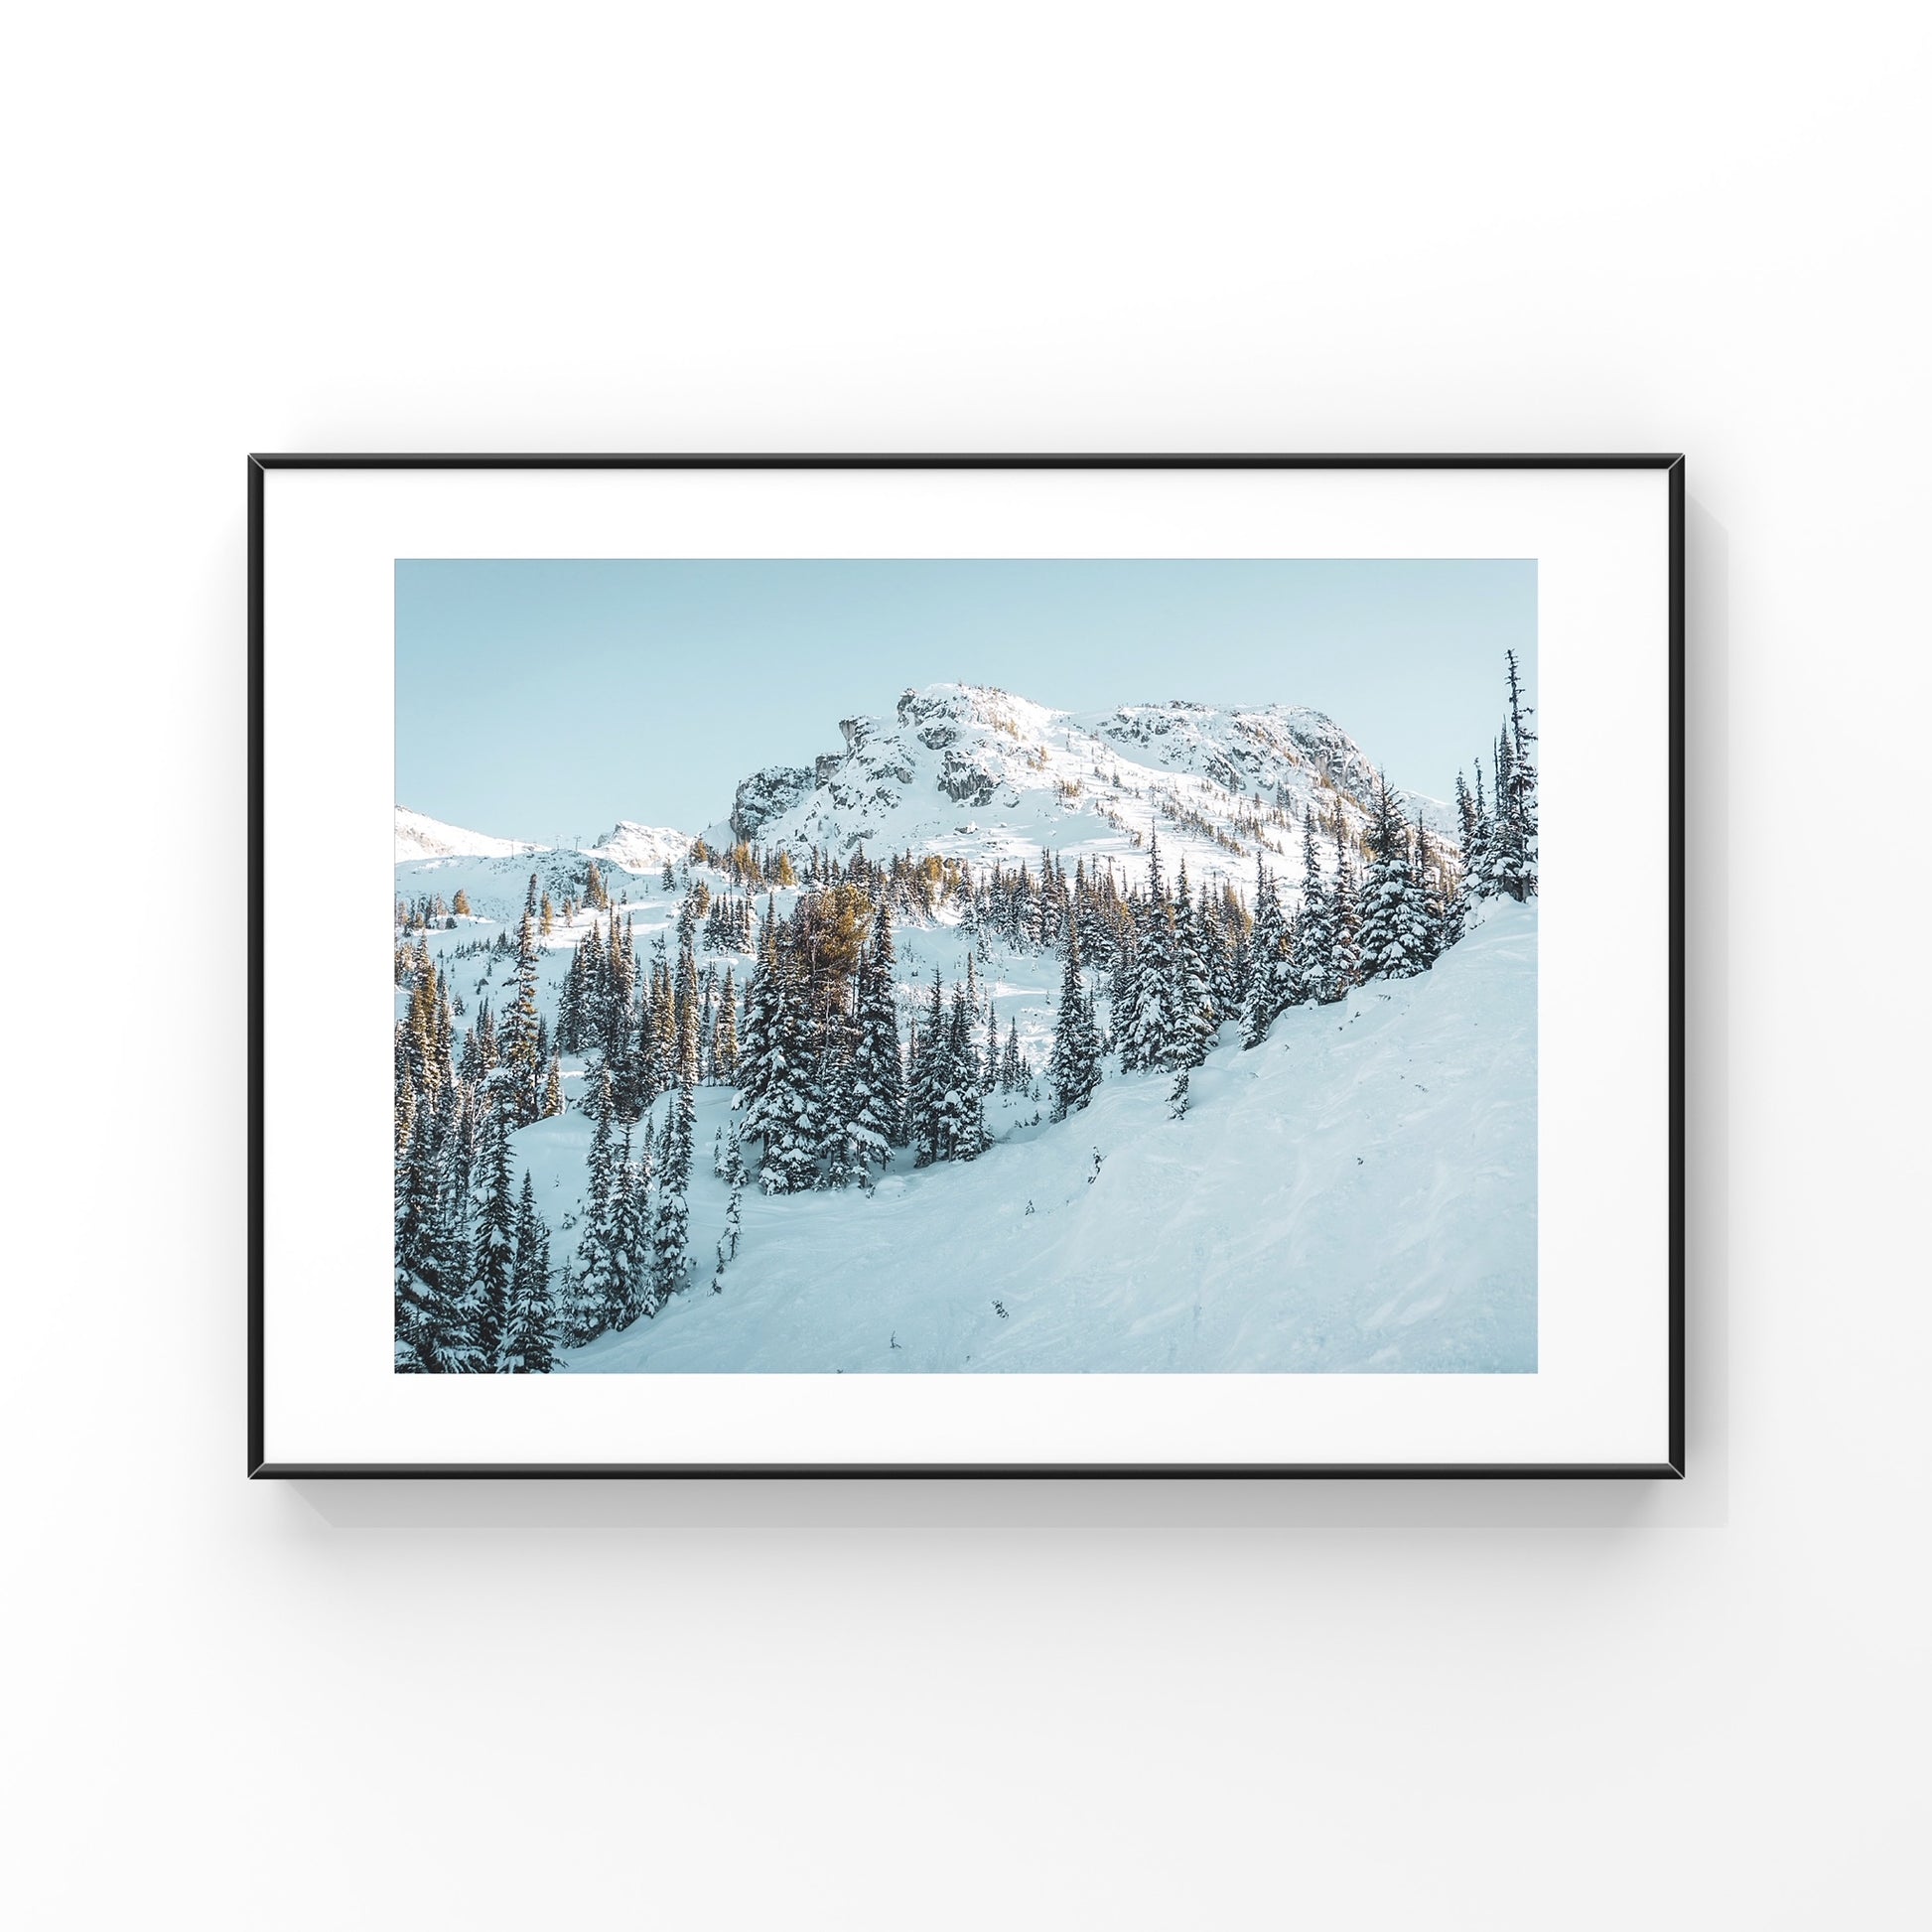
[248,452,1685,1480]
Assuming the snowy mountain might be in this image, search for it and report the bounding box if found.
[584,821,692,876]
[396,817,692,924]
[394,805,543,862]
[706,682,1449,893]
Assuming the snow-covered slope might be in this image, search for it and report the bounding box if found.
[394,806,542,863]
[706,682,1449,895]
[504,898,1536,1374]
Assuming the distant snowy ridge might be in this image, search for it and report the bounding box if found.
[585,821,693,875]
[394,806,547,862]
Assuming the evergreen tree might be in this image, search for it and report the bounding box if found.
[1242,854,1293,1047]
[649,946,677,1096]
[1355,774,1431,982]
[907,970,948,1167]
[1411,811,1450,964]
[743,933,819,1194]
[1464,763,1498,901]
[714,1125,747,1292]
[1048,924,1102,1119]
[566,1071,619,1346]
[432,1081,477,1279]
[1124,834,1176,1071]
[649,948,701,1299]
[1494,648,1539,900]
[469,1094,516,1369]
[937,977,989,1159]
[501,1172,559,1373]
[1170,858,1217,1068]
[1291,820,1336,1004]
[1328,819,1360,996]
[712,965,741,1085]
[1111,925,1146,1071]
[734,900,782,1132]
[504,874,544,1125]
[815,1000,863,1189]
[650,1085,694,1304]
[607,1121,652,1327]
[849,900,905,1166]
[394,1103,482,1372]
[542,1053,566,1119]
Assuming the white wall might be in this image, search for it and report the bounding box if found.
[8,3,1924,1925]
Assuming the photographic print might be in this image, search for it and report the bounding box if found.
[391,557,1540,1378]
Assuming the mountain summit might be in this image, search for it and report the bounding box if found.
[706,681,1445,887]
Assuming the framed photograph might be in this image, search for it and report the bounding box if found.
[249,454,1683,1477]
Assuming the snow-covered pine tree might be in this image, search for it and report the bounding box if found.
[1048,923,1102,1119]
[1464,763,1497,901]
[1328,818,1360,996]
[394,1041,416,1158]
[461,999,498,1085]
[504,874,543,1125]
[432,1081,476,1277]
[815,1002,863,1189]
[1170,858,1216,1068]
[394,1103,482,1371]
[542,1053,566,1119]
[649,944,677,1096]
[502,1172,559,1373]
[744,933,819,1195]
[566,1071,619,1346]
[604,911,635,1062]
[1241,854,1292,1047]
[1001,1018,1024,1093]
[1355,774,1430,982]
[607,1120,652,1327]
[907,970,947,1168]
[1494,647,1539,900]
[1410,811,1449,966]
[649,1084,695,1305]
[1213,881,1244,1020]
[649,946,701,1301]
[848,900,904,1177]
[1291,820,1335,1005]
[565,917,602,1051]
[402,951,449,1103]
[1111,924,1146,1072]
[734,898,784,1134]
[1124,834,1176,1071]
[712,1130,746,1294]
[1168,1064,1190,1121]
[469,1092,517,1369]
[938,977,989,1159]
[712,965,741,1086]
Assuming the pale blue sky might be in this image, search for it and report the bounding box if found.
[396,559,1536,840]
